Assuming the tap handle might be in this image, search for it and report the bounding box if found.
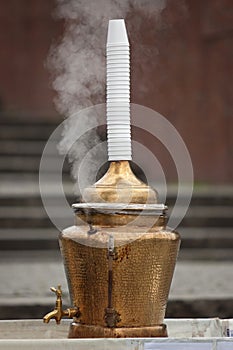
[50,285,62,298]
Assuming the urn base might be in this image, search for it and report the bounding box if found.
[68,322,168,338]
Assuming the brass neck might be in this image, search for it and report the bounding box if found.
[96,161,144,187]
[82,161,158,204]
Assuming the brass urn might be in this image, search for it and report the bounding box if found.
[58,161,180,338]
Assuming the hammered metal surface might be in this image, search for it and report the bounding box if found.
[59,225,180,328]
[60,232,108,326]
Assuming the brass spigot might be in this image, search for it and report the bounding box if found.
[43,285,79,324]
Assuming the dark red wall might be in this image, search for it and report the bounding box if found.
[0,0,63,117]
[129,0,233,183]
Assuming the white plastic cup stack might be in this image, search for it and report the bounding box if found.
[106,19,132,161]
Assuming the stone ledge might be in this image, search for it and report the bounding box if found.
[0,318,229,338]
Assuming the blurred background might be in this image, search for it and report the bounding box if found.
[0,0,232,321]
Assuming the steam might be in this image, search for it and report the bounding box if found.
[47,0,167,195]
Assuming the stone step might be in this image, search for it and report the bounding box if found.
[0,140,57,156]
[0,196,75,207]
[0,174,73,190]
[178,206,233,227]
[0,251,232,319]
[179,227,233,249]
[0,156,70,173]
[0,228,60,250]
[169,194,233,206]
[0,115,59,124]
[0,125,57,141]
[178,248,233,261]
[1,196,232,208]
[0,206,72,228]
[0,193,232,207]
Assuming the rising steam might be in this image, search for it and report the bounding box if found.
[47,0,167,194]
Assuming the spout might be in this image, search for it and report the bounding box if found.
[43,310,60,324]
[43,285,79,325]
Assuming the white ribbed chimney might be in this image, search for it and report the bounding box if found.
[106,19,132,161]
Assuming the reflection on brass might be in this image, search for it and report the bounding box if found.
[82,161,158,204]
[43,285,79,324]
